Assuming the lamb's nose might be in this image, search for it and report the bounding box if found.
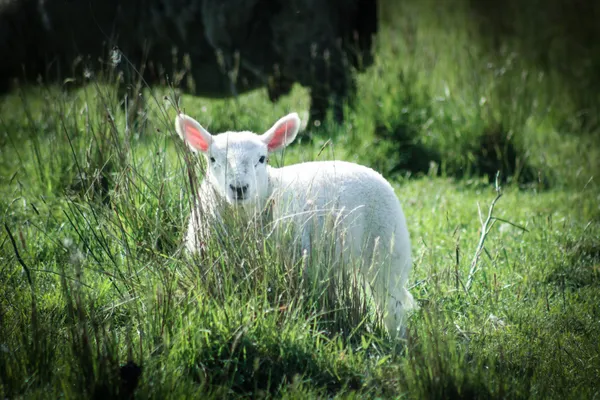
[229,184,249,199]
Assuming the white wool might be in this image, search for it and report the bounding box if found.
[175,112,415,337]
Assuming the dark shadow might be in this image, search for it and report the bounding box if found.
[472,125,539,186]
[189,331,362,397]
[546,237,600,290]
[374,121,442,177]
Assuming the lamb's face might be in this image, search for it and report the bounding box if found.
[176,112,301,207]
[207,132,270,205]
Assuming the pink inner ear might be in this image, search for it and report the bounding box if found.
[267,120,297,150]
[184,121,209,152]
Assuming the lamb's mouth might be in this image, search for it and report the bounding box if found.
[228,194,253,204]
[228,184,251,203]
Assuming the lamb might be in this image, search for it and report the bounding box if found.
[175,112,415,337]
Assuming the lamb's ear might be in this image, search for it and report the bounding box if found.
[175,113,212,153]
[260,112,301,151]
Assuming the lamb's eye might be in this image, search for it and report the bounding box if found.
[258,155,266,164]
[210,156,216,163]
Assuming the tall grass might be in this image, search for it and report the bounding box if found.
[346,0,600,189]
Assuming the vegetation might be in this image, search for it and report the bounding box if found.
[1,1,598,398]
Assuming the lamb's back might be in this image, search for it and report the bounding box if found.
[270,161,406,248]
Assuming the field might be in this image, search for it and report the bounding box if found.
[1,1,599,399]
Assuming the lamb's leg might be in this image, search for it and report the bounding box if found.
[366,240,415,339]
[384,285,415,339]
[301,222,312,269]
[185,209,203,254]
[300,200,320,273]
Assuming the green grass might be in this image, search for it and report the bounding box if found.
[1,1,599,398]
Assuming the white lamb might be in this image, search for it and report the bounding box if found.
[175,111,415,337]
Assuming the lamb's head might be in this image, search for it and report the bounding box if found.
[176,112,301,206]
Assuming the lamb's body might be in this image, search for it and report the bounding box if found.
[271,160,410,273]
[177,113,414,336]
[274,161,414,333]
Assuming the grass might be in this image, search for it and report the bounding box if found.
[1,0,599,398]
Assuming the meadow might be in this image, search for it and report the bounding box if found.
[1,1,599,398]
